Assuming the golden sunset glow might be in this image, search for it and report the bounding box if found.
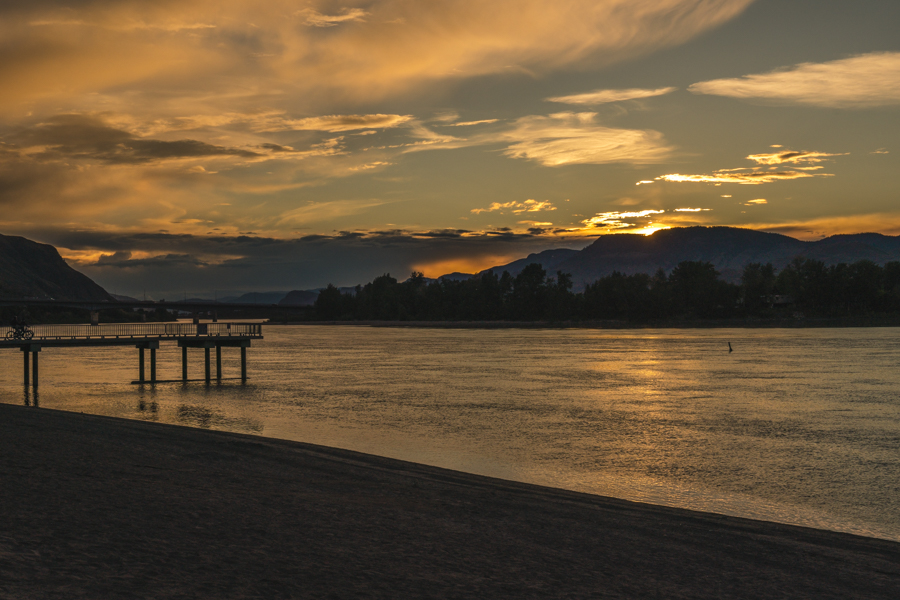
[0,0,897,295]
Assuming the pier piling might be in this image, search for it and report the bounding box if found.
[32,350,39,388]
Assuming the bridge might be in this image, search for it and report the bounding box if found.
[2,322,263,388]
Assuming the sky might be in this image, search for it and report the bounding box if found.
[1,0,899,298]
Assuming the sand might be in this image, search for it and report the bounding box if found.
[1,404,897,599]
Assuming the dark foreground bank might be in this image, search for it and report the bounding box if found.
[1,405,898,599]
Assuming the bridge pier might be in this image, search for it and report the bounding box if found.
[23,348,29,386]
[216,345,222,381]
[182,346,188,382]
[241,346,247,382]
[205,347,211,384]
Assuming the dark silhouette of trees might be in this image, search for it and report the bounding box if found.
[311,258,900,322]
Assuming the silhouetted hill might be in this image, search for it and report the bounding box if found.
[0,234,112,301]
[475,227,900,290]
[221,291,289,305]
[478,248,581,278]
[279,290,318,306]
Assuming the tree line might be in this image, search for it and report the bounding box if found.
[313,257,900,322]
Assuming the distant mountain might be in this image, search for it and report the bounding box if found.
[220,291,289,305]
[473,227,900,290]
[111,293,140,303]
[279,290,318,306]
[0,234,112,301]
[477,248,581,278]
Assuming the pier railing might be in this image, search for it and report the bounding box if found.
[2,322,262,341]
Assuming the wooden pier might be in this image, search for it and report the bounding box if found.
[1,322,263,388]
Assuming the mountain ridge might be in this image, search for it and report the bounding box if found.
[0,234,112,301]
[478,227,900,289]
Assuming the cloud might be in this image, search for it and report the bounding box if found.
[581,209,665,230]
[252,114,414,133]
[657,171,822,185]
[546,87,676,105]
[743,213,900,241]
[745,150,846,165]
[8,114,260,165]
[298,8,368,28]
[688,52,900,108]
[444,119,499,127]
[471,199,557,215]
[0,0,754,111]
[43,227,596,296]
[500,113,673,166]
[653,147,842,185]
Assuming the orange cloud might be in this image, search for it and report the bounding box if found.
[471,199,557,215]
[547,87,676,105]
[657,171,823,185]
[689,52,900,108]
[746,150,846,165]
[500,113,673,166]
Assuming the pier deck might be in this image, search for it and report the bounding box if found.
[1,322,263,386]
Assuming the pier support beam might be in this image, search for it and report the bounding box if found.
[176,338,253,384]
[150,348,156,383]
[136,341,159,384]
[21,345,41,388]
[139,347,145,383]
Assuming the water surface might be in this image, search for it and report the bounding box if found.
[2,325,898,541]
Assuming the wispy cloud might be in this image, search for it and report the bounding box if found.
[471,199,557,215]
[298,8,368,28]
[689,52,900,108]
[581,209,665,230]
[657,171,822,185]
[0,0,754,111]
[651,147,842,185]
[252,114,414,133]
[444,119,499,127]
[546,87,676,105]
[746,150,846,165]
[500,113,673,166]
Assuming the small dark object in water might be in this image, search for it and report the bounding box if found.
[728,342,733,353]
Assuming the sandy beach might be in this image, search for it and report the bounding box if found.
[1,404,897,599]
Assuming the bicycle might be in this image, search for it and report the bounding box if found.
[6,324,34,340]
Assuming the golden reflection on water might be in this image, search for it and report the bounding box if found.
[1,326,899,541]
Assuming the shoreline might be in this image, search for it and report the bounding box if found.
[266,316,900,329]
[2,404,898,598]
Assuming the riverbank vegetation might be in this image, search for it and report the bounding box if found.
[312,258,900,322]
